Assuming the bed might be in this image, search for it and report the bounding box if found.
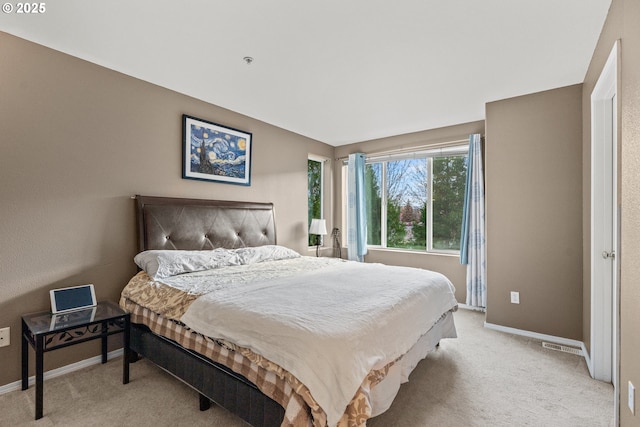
[120,195,458,427]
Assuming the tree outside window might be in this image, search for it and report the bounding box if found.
[432,156,467,250]
[308,158,323,246]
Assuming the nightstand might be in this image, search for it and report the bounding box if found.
[21,301,130,420]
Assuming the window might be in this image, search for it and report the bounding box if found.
[345,145,467,253]
[308,157,324,246]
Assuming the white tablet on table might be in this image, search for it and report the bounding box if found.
[49,284,97,314]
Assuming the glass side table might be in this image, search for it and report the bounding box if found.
[21,300,130,420]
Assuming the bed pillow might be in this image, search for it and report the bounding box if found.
[234,245,300,265]
[134,248,238,280]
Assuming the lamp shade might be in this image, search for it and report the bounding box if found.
[309,218,327,235]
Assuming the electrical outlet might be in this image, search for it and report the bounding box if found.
[629,381,635,415]
[0,327,10,347]
[510,291,520,304]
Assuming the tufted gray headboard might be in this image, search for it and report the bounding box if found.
[135,195,277,251]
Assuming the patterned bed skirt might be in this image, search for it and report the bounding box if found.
[120,297,399,427]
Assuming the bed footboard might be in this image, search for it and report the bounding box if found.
[129,323,285,427]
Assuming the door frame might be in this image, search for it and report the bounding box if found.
[590,40,619,419]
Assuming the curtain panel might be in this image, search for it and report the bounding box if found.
[460,134,486,308]
[347,153,368,262]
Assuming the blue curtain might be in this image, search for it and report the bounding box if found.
[460,134,486,308]
[347,153,367,262]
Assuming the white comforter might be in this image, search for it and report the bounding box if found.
[178,257,457,427]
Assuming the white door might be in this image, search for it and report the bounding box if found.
[590,40,619,419]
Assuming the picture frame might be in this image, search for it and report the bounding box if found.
[182,115,252,186]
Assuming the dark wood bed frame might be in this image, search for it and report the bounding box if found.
[129,195,285,427]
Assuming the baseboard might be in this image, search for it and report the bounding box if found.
[0,348,123,396]
[581,342,594,377]
[483,321,585,352]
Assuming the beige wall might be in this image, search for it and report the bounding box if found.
[333,121,485,303]
[0,32,333,386]
[583,1,640,425]
[485,85,584,340]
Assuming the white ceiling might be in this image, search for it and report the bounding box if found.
[1,0,611,146]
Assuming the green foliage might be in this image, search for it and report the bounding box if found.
[386,198,406,247]
[365,164,382,245]
[308,160,322,246]
[412,202,428,248]
[432,156,467,250]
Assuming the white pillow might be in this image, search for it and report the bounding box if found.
[134,248,238,279]
[234,245,300,265]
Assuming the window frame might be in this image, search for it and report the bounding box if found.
[343,145,468,255]
[308,155,326,247]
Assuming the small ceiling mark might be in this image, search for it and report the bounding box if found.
[243,56,254,65]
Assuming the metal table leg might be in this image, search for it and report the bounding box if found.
[123,315,130,384]
[35,334,44,420]
[21,319,28,391]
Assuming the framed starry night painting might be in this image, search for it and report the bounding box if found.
[182,114,252,186]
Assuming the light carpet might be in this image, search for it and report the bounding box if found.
[1,309,613,426]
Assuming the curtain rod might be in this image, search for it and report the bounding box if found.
[335,137,471,161]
